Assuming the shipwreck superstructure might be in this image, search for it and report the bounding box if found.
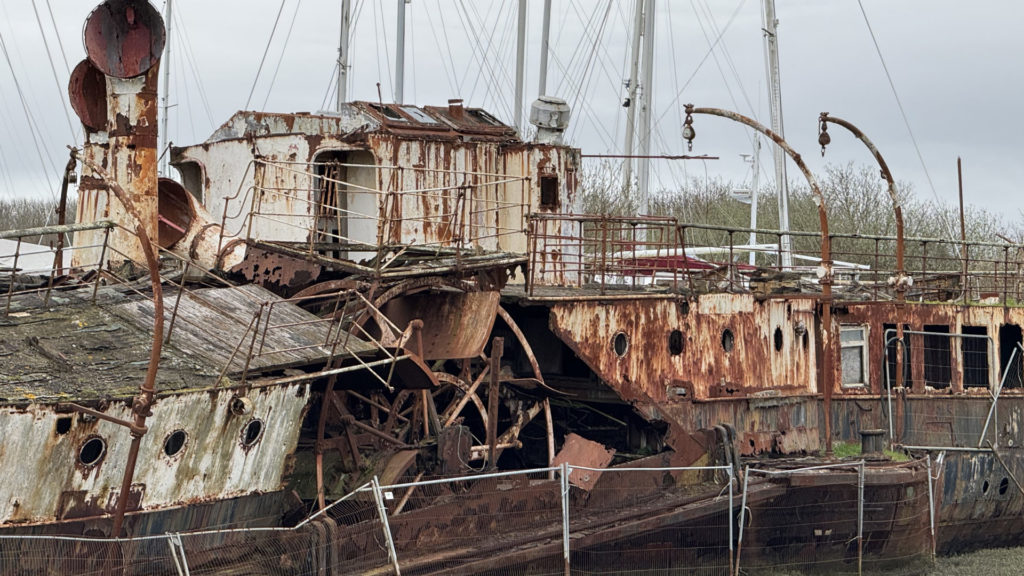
[1,0,1023,573]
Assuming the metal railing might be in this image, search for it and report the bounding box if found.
[222,159,531,276]
[526,214,1024,303]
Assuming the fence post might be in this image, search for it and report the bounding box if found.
[728,466,735,576]
[166,533,190,576]
[926,454,937,560]
[735,465,749,576]
[858,460,865,576]
[372,476,402,575]
[561,462,570,576]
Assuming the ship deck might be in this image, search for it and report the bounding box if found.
[0,282,377,404]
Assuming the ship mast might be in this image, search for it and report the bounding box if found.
[538,0,552,96]
[762,0,792,268]
[337,0,351,109]
[636,0,655,215]
[620,0,644,198]
[514,0,527,132]
[159,0,173,177]
[395,0,407,103]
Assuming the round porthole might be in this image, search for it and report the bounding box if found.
[613,332,629,357]
[163,429,188,457]
[241,418,265,448]
[774,327,784,352]
[668,330,684,356]
[79,436,106,467]
[982,480,990,494]
[722,329,735,352]
[1000,477,1009,495]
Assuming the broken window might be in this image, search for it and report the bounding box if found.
[962,326,989,388]
[539,174,559,209]
[922,325,951,389]
[368,103,407,122]
[175,160,204,202]
[840,325,869,388]
[882,324,912,389]
[999,324,1023,389]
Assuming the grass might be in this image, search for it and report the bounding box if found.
[832,441,911,462]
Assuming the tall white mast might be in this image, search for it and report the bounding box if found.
[159,0,173,177]
[336,0,351,110]
[620,0,644,196]
[538,0,552,96]
[762,0,792,268]
[395,0,407,103]
[636,0,655,214]
[514,0,527,132]
[748,136,760,266]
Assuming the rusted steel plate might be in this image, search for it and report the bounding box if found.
[381,290,500,360]
[157,178,191,248]
[68,59,106,131]
[84,0,166,79]
[551,433,615,491]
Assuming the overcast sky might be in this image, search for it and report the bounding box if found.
[0,0,1020,223]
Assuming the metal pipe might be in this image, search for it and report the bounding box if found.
[72,150,165,538]
[561,461,571,576]
[762,0,791,267]
[685,105,834,455]
[159,0,173,177]
[819,112,908,391]
[371,476,402,575]
[979,343,1021,448]
[926,454,936,559]
[857,460,864,576]
[637,0,656,214]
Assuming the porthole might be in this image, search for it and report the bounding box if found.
[668,330,684,356]
[241,418,265,448]
[163,429,188,457]
[802,331,809,351]
[613,332,629,357]
[774,327,783,352]
[1000,477,1009,495]
[722,329,735,352]
[79,436,106,467]
[982,480,990,494]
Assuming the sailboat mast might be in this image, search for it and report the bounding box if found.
[337,0,351,110]
[514,0,527,132]
[636,0,655,215]
[395,0,407,103]
[620,0,644,196]
[538,0,552,96]
[762,0,792,268]
[159,0,172,177]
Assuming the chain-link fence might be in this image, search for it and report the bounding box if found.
[0,461,938,575]
[735,461,935,576]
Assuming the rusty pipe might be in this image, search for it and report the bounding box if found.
[683,104,835,456]
[72,148,164,536]
[819,112,909,395]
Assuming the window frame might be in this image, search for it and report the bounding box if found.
[840,324,870,389]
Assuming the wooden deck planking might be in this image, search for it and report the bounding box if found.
[114,284,377,377]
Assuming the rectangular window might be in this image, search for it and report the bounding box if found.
[539,175,559,209]
[840,325,869,388]
[922,325,951,389]
[962,326,989,388]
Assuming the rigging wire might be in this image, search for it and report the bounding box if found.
[567,1,613,140]
[43,0,70,75]
[855,0,942,206]
[423,0,458,96]
[652,0,747,128]
[261,0,302,110]
[174,9,216,128]
[244,0,287,110]
[30,0,78,146]
[433,0,464,95]
[0,25,58,200]
[454,0,514,120]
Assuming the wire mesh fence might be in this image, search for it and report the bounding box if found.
[0,461,940,576]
